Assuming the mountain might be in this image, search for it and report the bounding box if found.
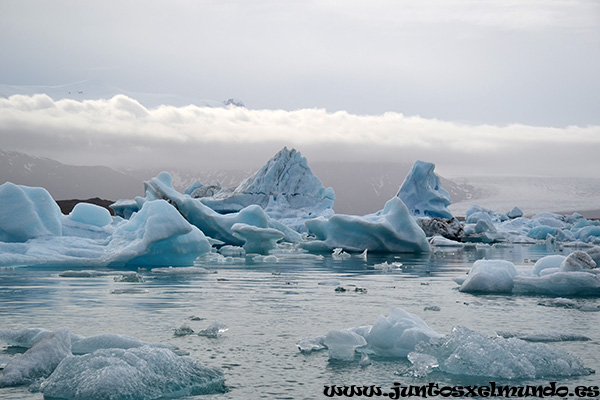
[0,149,142,200]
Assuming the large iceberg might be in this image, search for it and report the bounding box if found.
[0,182,212,267]
[397,161,453,220]
[197,147,335,231]
[303,197,430,253]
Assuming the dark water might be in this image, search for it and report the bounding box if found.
[0,244,598,399]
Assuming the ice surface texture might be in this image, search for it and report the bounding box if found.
[0,327,225,399]
[41,346,225,400]
[199,147,335,231]
[408,326,591,379]
[397,160,453,219]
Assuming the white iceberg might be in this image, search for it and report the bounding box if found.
[459,260,518,293]
[303,197,430,253]
[397,160,453,219]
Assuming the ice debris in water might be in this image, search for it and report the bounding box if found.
[174,324,195,337]
[323,330,367,361]
[151,266,212,275]
[197,322,229,338]
[496,330,591,342]
[296,336,326,353]
[0,327,224,397]
[406,326,592,379]
[0,327,71,387]
[40,346,225,400]
[459,260,517,293]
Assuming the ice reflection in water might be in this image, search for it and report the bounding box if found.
[0,244,598,399]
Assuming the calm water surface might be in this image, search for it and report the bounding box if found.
[1,244,598,399]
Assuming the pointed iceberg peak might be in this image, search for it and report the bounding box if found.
[200,147,335,231]
[397,160,453,219]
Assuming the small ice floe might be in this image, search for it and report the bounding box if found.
[323,330,367,361]
[537,298,579,309]
[151,266,213,275]
[423,306,441,312]
[218,245,246,257]
[332,248,351,260]
[113,272,145,282]
[496,330,591,342]
[354,287,367,293]
[296,336,326,353]
[110,288,149,295]
[372,261,403,272]
[358,249,368,261]
[58,270,116,278]
[428,235,464,248]
[197,322,229,338]
[318,280,340,286]
[173,324,195,337]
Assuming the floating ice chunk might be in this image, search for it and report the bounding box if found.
[324,330,367,361]
[59,270,120,278]
[359,351,372,367]
[0,182,62,242]
[0,328,51,348]
[513,271,600,296]
[332,248,351,259]
[40,346,225,399]
[0,327,71,387]
[496,330,591,342]
[197,322,229,338]
[459,260,517,293]
[106,200,212,267]
[537,298,579,309]
[533,255,567,276]
[539,267,561,276]
[428,235,464,247]
[397,160,453,219]
[113,272,144,282]
[304,197,430,253]
[506,207,523,219]
[364,308,441,358]
[407,326,591,379]
[231,223,284,254]
[218,245,245,257]
[151,266,212,275]
[173,324,195,337]
[560,251,596,272]
[67,202,112,227]
[296,336,326,353]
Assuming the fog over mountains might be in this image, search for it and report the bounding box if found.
[2,149,599,217]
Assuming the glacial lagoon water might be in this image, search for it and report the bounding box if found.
[1,244,599,399]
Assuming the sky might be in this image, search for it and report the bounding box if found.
[1,0,599,178]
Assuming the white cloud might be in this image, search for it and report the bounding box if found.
[1,94,598,177]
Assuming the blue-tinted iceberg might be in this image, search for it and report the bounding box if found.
[303,197,430,253]
[199,147,335,232]
[397,161,453,219]
[0,183,212,267]
[457,251,600,296]
[0,182,62,242]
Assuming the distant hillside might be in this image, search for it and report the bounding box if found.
[0,149,142,200]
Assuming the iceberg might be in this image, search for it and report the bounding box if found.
[198,147,335,231]
[407,326,591,379]
[0,182,62,242]
[40,346,225,399]
[457,251,600,296]
[0,327,71,387]
[303,197,430,253]
[67,202,112,228]
[397,161,453,219]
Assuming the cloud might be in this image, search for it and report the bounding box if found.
[1,94,599,177]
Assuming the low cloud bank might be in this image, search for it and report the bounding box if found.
[1,94,598,177]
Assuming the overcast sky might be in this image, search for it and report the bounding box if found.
[1,1,599,177]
